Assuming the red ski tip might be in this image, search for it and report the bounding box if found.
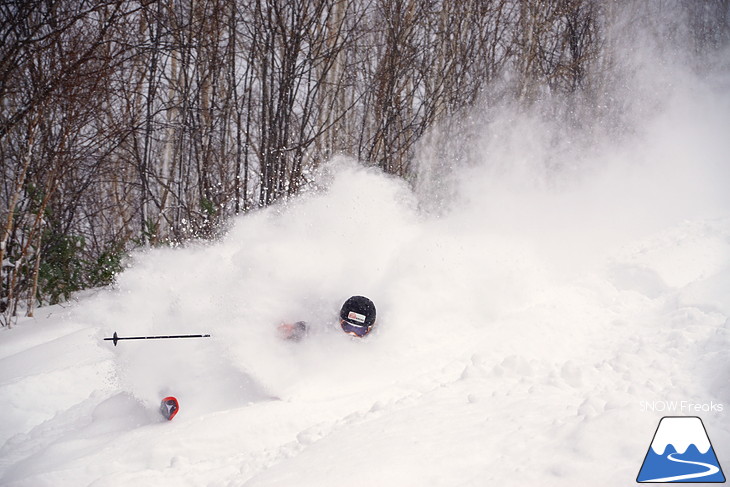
[160,396,179,421]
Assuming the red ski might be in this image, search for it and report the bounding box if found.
[160,396,179,421]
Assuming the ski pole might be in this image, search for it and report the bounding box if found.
[104,331,211,346]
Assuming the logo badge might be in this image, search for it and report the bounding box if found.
[348,311,366,323]
[637,416,725,483]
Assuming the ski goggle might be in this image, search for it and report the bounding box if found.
[340,319,372,338]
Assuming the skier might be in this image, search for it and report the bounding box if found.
[338,295,377,337]
[278,295,377,341]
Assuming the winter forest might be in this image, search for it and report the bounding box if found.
[1,1,729,323]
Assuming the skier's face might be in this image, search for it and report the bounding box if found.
[340,319,371,338]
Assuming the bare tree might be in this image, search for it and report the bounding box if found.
[1,0,136,323]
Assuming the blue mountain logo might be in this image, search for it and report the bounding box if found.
[637,416,725,483]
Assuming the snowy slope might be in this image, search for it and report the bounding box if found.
[2,64,730,487]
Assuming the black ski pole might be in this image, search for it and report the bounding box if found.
[104,331,211,346]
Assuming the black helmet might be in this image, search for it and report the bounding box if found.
[339,295,376,337]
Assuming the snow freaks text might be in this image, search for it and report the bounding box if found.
[640,401,724,413]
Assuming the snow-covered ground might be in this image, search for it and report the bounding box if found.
[2,55,730,487]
